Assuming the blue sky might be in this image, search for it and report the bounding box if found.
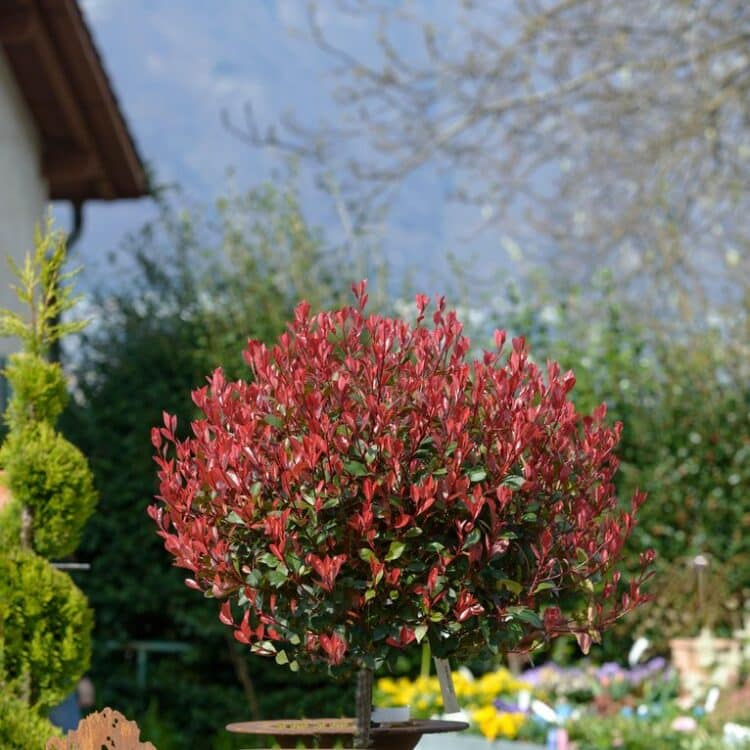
[59,0,514,296]
[43,2,453,293]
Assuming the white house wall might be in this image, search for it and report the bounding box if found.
[0,47,48,357]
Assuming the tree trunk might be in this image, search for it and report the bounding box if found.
[20,505,32,550]
[224,631,261,720]
[354,666,373,748]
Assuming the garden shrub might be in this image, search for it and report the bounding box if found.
[0,223,96,745]
[0,497,21,554]
[2,353,68,430]
[0,549,93,711]
[0,422,97,559]
[0,692,59,750]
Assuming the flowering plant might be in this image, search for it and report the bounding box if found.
[150,282,651,675]
[521,657,674,708]
[377,667,529,741]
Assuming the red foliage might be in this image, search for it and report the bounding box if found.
[149,282,652,670]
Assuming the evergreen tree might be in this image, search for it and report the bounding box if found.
[0,222,96,748]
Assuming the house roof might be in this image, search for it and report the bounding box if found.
[0,0,148,201]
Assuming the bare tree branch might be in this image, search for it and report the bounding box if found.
[229,0,750,321]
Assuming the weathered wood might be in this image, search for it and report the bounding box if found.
[46,707,156,750]
[226,717,469,750]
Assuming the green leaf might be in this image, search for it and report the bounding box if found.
[414,624,428,643]
[245,569,262,587]
[225,511,244,525]
[532,581,556,594]
[385,541,406,561]
[283,552,302,572]
[364,589,376,602]
[267,568,288,588]
[468,468,487,482]
[507,607,543,628]
[257,552,281,568]
[264,414,284,428]
[499,578,523,595]
[373,624,390,641]
[343,459,369,476]
[358,548,375,562]
[502,475,524,489]
[275,649,289,665]
[462,527,481,550]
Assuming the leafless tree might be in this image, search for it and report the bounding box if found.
[228,0,750,322]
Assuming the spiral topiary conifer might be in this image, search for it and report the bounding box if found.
[0,221,96,748]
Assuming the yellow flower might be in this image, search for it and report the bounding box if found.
[452,670,477,699]
[472,706,526,741]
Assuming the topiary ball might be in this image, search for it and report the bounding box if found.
[0,423,97,558]
[3,353,68,430]
[0,691,60,750]
[0,549,92,711]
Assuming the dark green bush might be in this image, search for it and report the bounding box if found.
[0,549,92,711]
[0,423,97,559]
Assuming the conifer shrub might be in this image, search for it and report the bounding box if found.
[0,496,20,554]
[3,353,68,430]
[0,423,96,558]
[0,692,60,750]
[0,549,92,711]
[0,222,96,745]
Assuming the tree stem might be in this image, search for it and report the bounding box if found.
[20,506,32,550]
[355,666,373,748]
[223,631,261,720]
[420,641,431,679]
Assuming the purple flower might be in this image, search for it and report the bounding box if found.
[626,657,669,685]
[520,664,562,686]
[495,699,528,713]
[596,662,625,680]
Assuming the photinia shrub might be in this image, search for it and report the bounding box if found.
[150,282,652,673]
